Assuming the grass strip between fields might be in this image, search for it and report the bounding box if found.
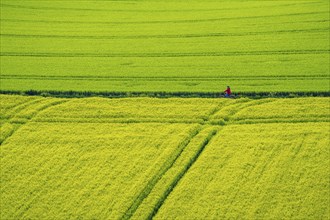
[1,90,329,98]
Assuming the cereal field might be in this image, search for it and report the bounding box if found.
[1,0,329,92]
[1,95,329,219]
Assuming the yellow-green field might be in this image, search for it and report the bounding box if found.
[1,0,329,219]
[1,95,329,219]
[1,0,329,92]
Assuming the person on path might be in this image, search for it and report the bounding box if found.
[224,86,231,97]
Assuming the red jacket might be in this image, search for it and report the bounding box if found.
[224,88,231,95]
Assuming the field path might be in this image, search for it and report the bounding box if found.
[130,100,236,219]
[1,99,67,145]
[146,127,219,219]
[121,125,202,219]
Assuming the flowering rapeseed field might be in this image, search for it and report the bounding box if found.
[1,95,329,219]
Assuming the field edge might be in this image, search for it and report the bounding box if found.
[1,90,329,99]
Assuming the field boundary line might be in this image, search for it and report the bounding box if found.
[3,90,329,99]
[121,126,202,220]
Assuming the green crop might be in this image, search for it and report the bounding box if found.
[1,0,329,93]
[1,94,329,219]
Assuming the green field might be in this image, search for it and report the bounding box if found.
[1,0,329,92]
[1,95,329,219]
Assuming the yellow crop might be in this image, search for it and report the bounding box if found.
[0,95,329,219]
[155,123,330,219]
